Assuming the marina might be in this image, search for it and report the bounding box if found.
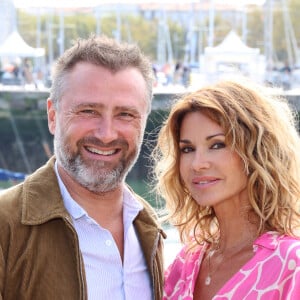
[1,0,300,266]
[1,0,300,202]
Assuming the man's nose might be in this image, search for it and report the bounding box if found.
[94,117,118,143]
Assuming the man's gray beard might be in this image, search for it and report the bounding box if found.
[54,136,139,194]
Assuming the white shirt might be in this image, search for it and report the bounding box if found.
[55,164,152,300]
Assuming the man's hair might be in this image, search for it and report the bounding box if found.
[50,35,154,112]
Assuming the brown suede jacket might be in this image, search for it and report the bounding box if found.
[0,157,165,300]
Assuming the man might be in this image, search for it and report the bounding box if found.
[0,36,165,300]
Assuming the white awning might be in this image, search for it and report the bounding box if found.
[0,30,45,57]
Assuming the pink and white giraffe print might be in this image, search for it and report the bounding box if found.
[163,231,300,299]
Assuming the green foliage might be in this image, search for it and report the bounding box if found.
[213,13,233,45]
[17,10,41,48]
[14,3,300,76]
[126,178,164,210]
[124,15,158,59]
[246,8,264,49]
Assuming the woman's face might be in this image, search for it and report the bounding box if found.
[179,111,248,209]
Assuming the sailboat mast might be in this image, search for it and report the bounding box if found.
[208,0,215,47]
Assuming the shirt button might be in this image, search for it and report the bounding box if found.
[105,240,112,246]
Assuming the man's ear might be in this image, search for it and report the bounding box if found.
[47,98,56,135]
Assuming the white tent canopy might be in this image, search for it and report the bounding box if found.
[0,30,45,57]
[205,30,260,56]
[199,30,265,83]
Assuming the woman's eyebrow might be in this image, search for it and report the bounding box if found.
[206,133,225,140]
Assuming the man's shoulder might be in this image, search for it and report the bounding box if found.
[0,157,58,220]
[0,182,24,210]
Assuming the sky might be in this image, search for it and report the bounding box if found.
[13,0,266,9]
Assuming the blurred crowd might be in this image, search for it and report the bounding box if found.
[2,58,300,92]
[152,61,191,88]
[0,58,47,90]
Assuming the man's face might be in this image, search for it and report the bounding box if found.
[47,62,148,193]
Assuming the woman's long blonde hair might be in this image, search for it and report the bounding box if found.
[152,79,300,245]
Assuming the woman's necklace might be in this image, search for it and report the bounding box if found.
[205,249,216,285]
[204,242,254,286]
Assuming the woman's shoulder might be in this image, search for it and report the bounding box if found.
[256,231,300,246]
[277,233,300,256]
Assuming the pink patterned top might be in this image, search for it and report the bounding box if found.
[164,231,300,299]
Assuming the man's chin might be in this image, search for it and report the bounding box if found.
[84,181,122,194]
[76,172,124,193]
[59,155,131,191]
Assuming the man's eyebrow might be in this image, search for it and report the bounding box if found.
[73,103,139,113]
[115,106,140,112]
[74,103,104,109]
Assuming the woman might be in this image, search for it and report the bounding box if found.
[152,79,300,299]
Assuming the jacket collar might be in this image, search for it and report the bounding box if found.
[21,156,165,237]
[21,156,70,225]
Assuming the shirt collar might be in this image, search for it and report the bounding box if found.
[254,231,280,250]
[55,162,86,220]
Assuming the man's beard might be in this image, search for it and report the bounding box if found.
[54,134,140,194]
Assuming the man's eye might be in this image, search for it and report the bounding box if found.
[211,142,225,149]
[119,112,135,119]
[81,110,96,115]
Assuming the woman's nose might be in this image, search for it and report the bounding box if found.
[191,152,210,171]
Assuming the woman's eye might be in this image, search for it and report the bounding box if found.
[211,142,225,149]
[180,146,194,153]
